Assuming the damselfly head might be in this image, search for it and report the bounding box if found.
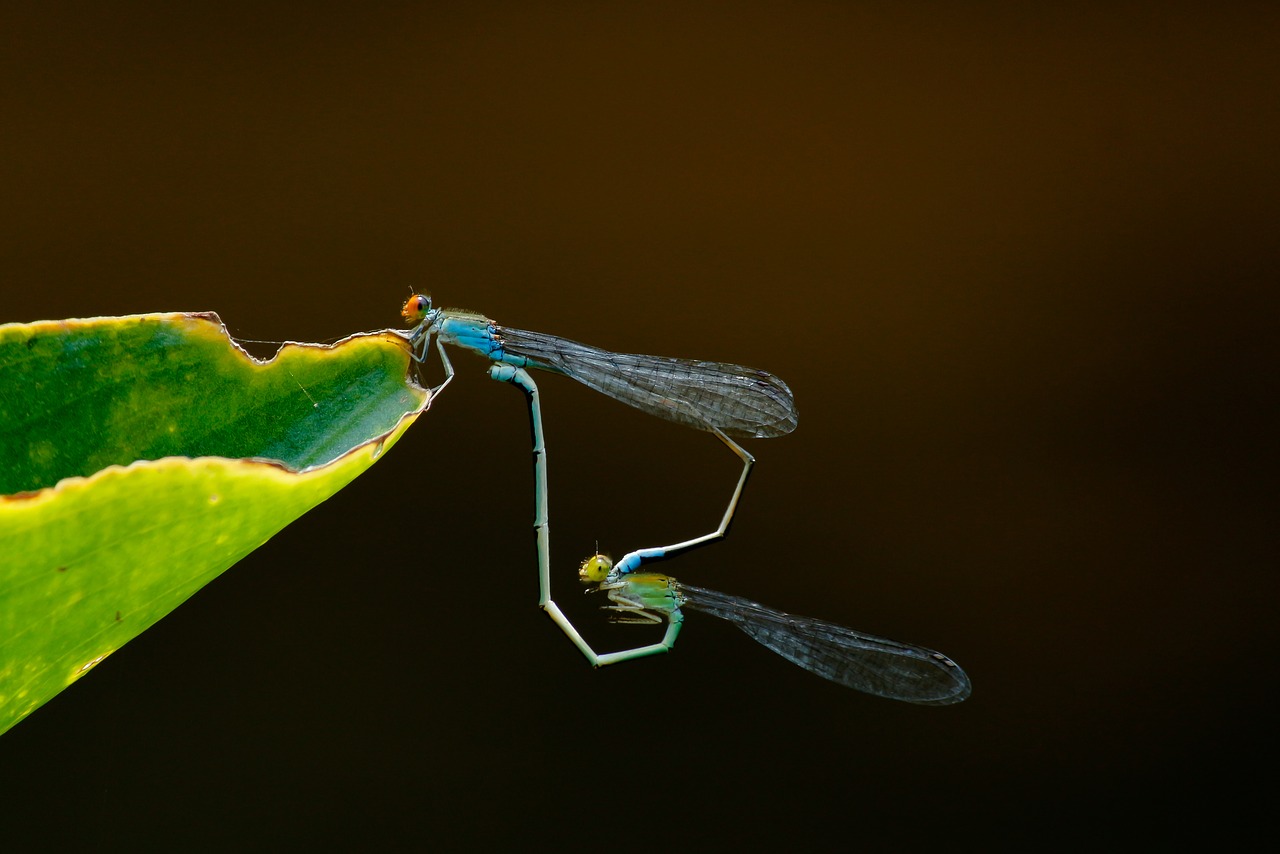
[401,293,432,325]
[578,553,613,584]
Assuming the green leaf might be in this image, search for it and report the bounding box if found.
[0,311,429,734]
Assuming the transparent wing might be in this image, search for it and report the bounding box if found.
[677,583,971,705]
[497,325,798,439]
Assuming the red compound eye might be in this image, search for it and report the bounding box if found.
[401,294,429,323]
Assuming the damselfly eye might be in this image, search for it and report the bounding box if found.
[401,294,430,324]
[578,553,613,583]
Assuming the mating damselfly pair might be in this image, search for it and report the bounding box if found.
[401,294,970,705]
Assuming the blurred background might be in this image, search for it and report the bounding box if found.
[2,3,1276,847]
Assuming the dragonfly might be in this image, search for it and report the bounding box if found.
[486,363,970,703]
[400,294,797,441]
[400,294,798,589]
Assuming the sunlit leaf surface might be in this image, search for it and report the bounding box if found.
[0,312,429,734]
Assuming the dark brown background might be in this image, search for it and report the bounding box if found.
[3,3,1276,847]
